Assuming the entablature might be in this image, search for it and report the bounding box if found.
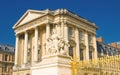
[14,15,54,34]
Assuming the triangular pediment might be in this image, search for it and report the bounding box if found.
[13,9,46,29]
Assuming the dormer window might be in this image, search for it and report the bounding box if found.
[5,47,9,51]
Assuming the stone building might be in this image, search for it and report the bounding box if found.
[0,45,14,75]
[12,9,98,75]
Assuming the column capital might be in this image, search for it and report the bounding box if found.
[34,26,38,29]
[15,33,20,37]
[45,21,52,25]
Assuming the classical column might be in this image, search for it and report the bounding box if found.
[93,34,98,59]
[15,34,19,66]
[46,23,50,55]
[64,23,69,55]
[24,31,28,64]
[34,27,38,62]
[84,31,89,60]
[46,23,50,39]
[75,27,80,60]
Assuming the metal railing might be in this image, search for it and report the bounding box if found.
[70,55,120,75]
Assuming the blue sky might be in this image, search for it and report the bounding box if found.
[0,0,120,45]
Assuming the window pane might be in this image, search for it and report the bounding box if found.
[89,51,92,60]
[80,49,84,60]
[79,31,83,43]
[88,34,92,45]
[68,27,73,39]
[69,46,73,58]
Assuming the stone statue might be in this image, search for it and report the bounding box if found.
[46,31,70,55]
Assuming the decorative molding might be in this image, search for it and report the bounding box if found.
[89,45,95,51]
[79,43,86,50]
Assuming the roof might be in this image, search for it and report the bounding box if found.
[0,44,15,54]
[97,41,120,57]
[13,9,98,30]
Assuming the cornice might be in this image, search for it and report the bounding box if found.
[54,9,98,29]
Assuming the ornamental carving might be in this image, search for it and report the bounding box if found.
[69,39,76,47]
[89,45,94,51]
[79,43,86,50]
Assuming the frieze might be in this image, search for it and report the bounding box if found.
[66,19,96,34]
[15,16,48,33]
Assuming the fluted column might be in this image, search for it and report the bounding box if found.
[84,31,89,60]
[24,31,28,64]
[15,34,19,65]
[34,27,38,62]
[75,27,80,60]
[93,34,97,59]
[64,23,69,55]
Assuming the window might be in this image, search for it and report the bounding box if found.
[89,51,93,60]
[5,55,8,61]
[69,46,73,58]
[88,34,92,45]
[68,27,74,39]
[80,49,84,60]
[5,47,9,51]
[4,64,7,72]
[79,31,83,43]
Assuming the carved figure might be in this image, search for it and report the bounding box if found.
[46,31,70,55]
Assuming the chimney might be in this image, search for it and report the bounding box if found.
[97,37,104,43]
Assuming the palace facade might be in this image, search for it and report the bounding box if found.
[12,9,98,75]
[0,45,14,75]
[97,37,120,57]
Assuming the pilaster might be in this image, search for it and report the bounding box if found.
[84,31,89,60]
[61,19,64,38]
[93,34,97,59]
[64,23,69,55]
[75,27,80,60]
